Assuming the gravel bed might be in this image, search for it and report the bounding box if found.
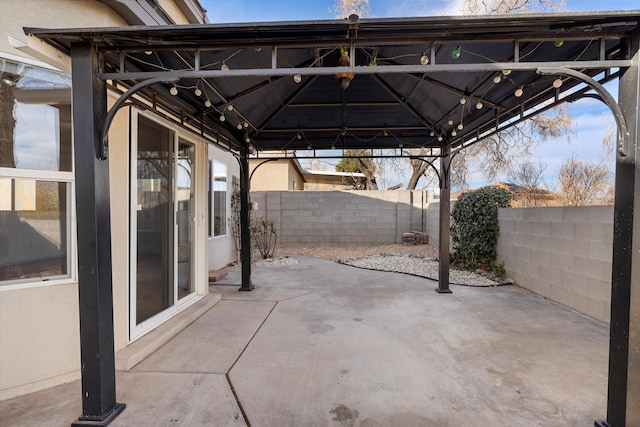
[344,254,501,287]
[276,244,509,287]
[253,255,300,267]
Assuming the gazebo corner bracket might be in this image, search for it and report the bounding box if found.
[99,76,179,160]
[536,67,629,156]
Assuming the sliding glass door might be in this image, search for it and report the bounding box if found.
[131,116,197,337]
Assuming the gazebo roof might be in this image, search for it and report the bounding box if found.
[25,11,639,156]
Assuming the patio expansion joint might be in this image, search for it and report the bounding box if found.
[225,300,278,427]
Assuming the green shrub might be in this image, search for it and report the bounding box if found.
[450,186,511,271]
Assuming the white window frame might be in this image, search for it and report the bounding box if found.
[129,111,204,341]
[0,67,76,289]
[0,169,77,290]
[208,155,228,239]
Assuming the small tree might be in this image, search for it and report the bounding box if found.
[332,0,370,18]
[450,186,512,270]
[336,149,378,189]
[508,160,548,207]
[251,217,277,259]
[557,155,610,206]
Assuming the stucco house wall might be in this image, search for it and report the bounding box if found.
[250,159,304,191]
[0,0,235,400]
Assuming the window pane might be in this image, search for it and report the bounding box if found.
[213,161,227,236]
[0,180,68,282]
[1,62,72,171]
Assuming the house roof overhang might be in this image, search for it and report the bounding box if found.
[24,11,639,158]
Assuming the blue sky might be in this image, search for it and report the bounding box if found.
[201,1,639,22]
[199,0,638,190]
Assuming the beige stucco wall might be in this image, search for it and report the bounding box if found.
[0,0,127,71]
[0,0,235,400]
[208,148,240,270]
[109,103,131,352]
[0,283,80,400]
[0,0,126,402]
[157,0,191,24]
[250,160,303,191]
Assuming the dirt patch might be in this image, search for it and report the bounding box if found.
[278,244,438,263]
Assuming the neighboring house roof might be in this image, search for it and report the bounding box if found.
[302,169,367,186]
[249,152,367,188]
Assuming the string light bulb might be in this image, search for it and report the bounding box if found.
[399,142,403,148]
[476,101,484,110]
[169,85,178,96]
[221,62,229,71]
[219,114,225,122]
[457,123,464,130]
[437,135,443,142]
[237,123,243,130]
[553,78,563,88]
[448,119,454,126]
[451,130,457,136]
[554,40,564,47]
[194,87,202,97]
[451,46,461,59]
[204,99,212,108]
[420,53,429,65]
[144,50,153,56]
[493,74,502,84]
[245,137,251,143]
[460,97,467,105]
[514,87,524,97]
[502,69,512,76]
[227,104,234,111]
[430,131,435,137]
[243,122,249,128]
[293,74,302,83]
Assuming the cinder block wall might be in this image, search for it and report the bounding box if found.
[250,190,430,247]
[496,206,613,323]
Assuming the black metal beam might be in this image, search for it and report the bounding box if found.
[436,144,452,294]
[70,42,125,426]
[239,144,254,291]
[597,29,640,427]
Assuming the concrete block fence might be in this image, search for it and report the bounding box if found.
[496,206,613,323]
[250,190,430,247]
[250,190,613,323]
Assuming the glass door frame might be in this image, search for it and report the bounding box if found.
[129,112,204,341]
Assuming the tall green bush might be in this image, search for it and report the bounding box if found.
[450,186,511,270]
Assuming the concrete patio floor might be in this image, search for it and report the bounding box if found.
[0,256,609,426]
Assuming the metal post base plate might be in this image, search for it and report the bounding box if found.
[595,421,614,427]
[72,403,126,426]
[239,284,255,291]
[435,288,453,294]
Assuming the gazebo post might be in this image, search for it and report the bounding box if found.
[436,144,452,294]
[70,42,125,426]
[597,29,640,427]
[239,144,254,291]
